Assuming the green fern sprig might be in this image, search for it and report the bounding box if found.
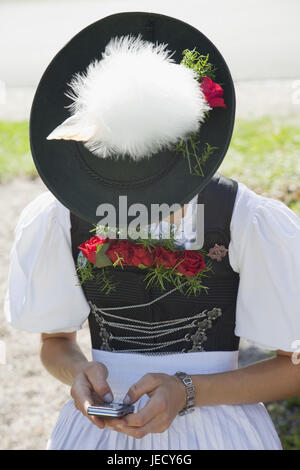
[143,257,184,291]
[142,254,212,295]
[172,258,213,297]
[136,239,157,251]
[200,143,219,166]
[175,133,219,177]
[135,236,158,251]
[183,273,209,296]
[159,224,180,251]
[175,132,203,176]
[181,49,216,81]
[95,267,118,295]
[132,222,182,252]
[112,253,124,268]
[75,259,94,286]
[143,266,168,291]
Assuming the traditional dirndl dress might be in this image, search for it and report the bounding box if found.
[5,173,300,450]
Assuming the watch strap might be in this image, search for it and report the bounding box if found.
[174,371,195,416]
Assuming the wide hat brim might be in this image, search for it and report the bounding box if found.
[30,11,235,227]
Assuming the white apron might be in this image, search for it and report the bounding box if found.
[46,349,282,450]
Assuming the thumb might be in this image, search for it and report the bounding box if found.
[122,373,160,405]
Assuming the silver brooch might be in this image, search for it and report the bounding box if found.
[207,243,228,262]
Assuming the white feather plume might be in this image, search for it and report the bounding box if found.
[47,35,210,160]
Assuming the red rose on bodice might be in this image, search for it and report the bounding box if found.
[176,250,206,277]
[78,236,107,264]
[153,246,178,269]
[106,240,134,266]
[79,236,207,280]
[131,244,154,267]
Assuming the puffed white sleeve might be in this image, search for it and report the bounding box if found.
[229,182,300,352]
[4,192,90,333]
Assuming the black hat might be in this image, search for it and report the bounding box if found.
[30,11,235,228]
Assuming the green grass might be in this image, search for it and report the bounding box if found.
[266,397,300,450]
[219,116,300,214]
[0,121,37,182]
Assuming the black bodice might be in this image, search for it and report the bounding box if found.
[70,173,240,354]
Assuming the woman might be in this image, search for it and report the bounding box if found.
[5,12,300,450]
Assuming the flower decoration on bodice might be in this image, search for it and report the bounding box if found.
[76,227,213,297]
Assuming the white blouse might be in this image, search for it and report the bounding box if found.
[4,180,300,352]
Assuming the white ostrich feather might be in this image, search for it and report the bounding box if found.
[47,35,210,160]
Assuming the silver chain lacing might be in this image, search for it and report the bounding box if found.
[89,287,222,354]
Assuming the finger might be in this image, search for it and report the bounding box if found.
[111,411,169,439]
[71,373,93,410]
[71,374,106,429]
[103,417,125,431]
[122,391,165,427]
[123,373,161,405]
[106,391,164,432]
[88,415,107,429]
[85,365,114,403]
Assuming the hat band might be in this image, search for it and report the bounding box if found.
[76,143,179,190]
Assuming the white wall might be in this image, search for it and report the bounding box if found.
[0,0,299,87]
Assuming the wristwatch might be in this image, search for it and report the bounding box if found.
[174,371,195,416]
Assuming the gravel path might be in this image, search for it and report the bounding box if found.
[0,177,271,450]
[0,178,92,450]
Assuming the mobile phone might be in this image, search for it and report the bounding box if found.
[87,402,135,418]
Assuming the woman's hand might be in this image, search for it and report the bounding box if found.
[71,361,114,430]
[104,373,186,438]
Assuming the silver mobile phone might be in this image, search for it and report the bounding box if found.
[87,402,134,418]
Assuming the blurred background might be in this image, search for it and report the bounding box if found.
[0,0,299,450]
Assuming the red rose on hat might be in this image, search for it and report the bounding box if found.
[176,250,206,277]
[200,76,226,108]
[78,236,107,264]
